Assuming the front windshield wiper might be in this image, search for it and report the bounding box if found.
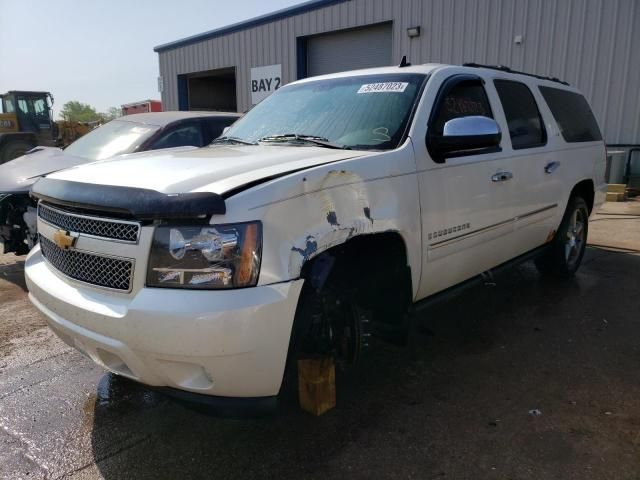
[259,133,349,150]
[210,136,257,146]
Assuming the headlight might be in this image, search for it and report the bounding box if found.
[147,221,262,289]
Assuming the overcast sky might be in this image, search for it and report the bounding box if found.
[0,0,301,117]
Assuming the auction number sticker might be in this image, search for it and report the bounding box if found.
[357,82,409,94]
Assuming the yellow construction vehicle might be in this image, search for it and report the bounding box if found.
[0,91,92,164]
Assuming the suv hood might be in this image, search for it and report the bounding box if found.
[0,147,86,193]
[47,145,368,194]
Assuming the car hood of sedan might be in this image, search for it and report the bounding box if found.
[46,145,369,195]
[0,147,87,193]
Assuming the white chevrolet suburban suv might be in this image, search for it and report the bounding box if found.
[25,63,606,408]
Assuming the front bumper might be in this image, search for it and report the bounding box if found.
[25,245,304,398]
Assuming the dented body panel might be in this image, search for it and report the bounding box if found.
[219,141,422,294]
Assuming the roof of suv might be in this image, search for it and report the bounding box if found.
[117,111,242,127]
[292,63,577,92]
[294,63,446,84]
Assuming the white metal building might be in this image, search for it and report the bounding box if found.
[155,0,640,146]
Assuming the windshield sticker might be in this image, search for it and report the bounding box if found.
[357,82,409,94]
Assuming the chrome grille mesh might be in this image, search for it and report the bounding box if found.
[38,203,139,242]
[39,235,133,291]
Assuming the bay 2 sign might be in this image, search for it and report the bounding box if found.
[251,64,282,104]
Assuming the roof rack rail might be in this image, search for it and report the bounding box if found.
[462,63,570,86]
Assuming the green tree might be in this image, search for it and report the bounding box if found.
[100,106,122,122]
[59,101,101,122]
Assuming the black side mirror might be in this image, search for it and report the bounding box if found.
[428,116,502,161]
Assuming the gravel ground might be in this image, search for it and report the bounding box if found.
[1,200,639,480]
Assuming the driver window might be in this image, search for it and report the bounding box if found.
[431,79,493,135]
[152,123,203,150]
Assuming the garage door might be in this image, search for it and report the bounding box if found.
[307,23,392,77]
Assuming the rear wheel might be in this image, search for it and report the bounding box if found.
[535,196,589,277]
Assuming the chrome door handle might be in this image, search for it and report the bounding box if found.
[544,161,561,174]
[491,171,513,182]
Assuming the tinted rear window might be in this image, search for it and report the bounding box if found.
[495,80,546,149]
[539,87,602,142]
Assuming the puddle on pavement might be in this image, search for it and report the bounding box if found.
[82,372,166,425]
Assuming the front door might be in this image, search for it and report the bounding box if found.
[413,73,517,300]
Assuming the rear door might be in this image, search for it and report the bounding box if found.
[490,78,563,256]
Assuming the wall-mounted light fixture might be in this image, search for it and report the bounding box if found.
[407,26,421,38]
[514,35,524,45]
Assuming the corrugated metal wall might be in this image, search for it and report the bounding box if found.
[157,0,640,144]
[306,22,392,76]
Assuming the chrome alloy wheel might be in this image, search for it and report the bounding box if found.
[565,207,586,268]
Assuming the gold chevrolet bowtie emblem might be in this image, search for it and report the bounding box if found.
[53,230,78,249]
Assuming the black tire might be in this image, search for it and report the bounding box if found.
[280,259,371,399]
[291,280,368,369]
[1,140,34,164]
[535,196,589,277]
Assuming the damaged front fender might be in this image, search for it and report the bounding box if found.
[288,213,380,277]
[221,140,423,298]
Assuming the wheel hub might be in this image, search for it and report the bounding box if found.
[302,288,369,369]
[564,208,585,265]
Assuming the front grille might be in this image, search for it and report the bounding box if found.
[40,235,133,291]
[38,203,140,242]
